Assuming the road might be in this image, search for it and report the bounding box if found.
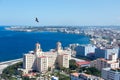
[0,58,23,74]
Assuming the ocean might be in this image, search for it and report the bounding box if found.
[0,26,90,61]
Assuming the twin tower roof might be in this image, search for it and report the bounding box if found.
[35,41,62,51]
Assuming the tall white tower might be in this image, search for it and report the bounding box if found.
[35,43,42,56]
[56,42,63,54]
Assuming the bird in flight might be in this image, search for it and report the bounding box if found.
[35,17,39,23]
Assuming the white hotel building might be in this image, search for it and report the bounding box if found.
[23,42,71,74]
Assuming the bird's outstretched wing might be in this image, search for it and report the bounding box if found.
[35,17,39,23]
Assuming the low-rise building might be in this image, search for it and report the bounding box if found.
[90,53,119,71]
[71,72,104,80]
[76,61,90,67]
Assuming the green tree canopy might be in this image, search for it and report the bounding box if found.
[69,59,77,70]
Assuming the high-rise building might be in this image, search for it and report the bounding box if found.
[58,54,69,68]
[95,47,119,59]
[37,56,48,73]
[23,53,35,70]
[118,44,120,58]
[75,44,96,56]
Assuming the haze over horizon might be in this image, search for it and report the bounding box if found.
[0,0,120,26]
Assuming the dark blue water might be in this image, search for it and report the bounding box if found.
[0,26,90,61]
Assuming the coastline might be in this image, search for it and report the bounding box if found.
[5,26,84,34]
[0,26,90,62]
[0,58,22,74]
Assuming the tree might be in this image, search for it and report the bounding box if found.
[59,74,70,80]
[69,59,77,70]
[65,68,71,74]
[79,67,101,77]
[48,67,51,71]
[85,67,101,76]
[1,62,23,79]
[22,76,29,80]
[60,67,66,71]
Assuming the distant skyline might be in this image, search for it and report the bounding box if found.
[0,0,120,26]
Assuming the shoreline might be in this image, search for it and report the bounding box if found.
[0,27,90,62]
[5,26,84,35]
[0,58,22,74]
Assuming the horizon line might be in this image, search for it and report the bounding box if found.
[1,25,120,27]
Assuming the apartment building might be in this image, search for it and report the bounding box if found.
[71,72,104,80]
[95,47,119,59]
[75,44,96,56]
[90,53,119,71]
[102,67,120,80]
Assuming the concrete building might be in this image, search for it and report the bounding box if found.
[58,54,69,68]
[23,42,71,74]
[70,72,104,80]
[118,45,120,58]
[75,44,96,56]
[23,53,35,70]
[90,53,119,71]
[95,47,119,59]
[76,61,90,68]
[102,68,120,80]
[37,56,48,73]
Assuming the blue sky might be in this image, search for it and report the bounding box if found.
[0,0,120,26]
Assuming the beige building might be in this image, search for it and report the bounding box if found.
[58,54,69,68]
[23,42,71,74]
[23,53,35,70]
[37,56,48,73]
[90,53,119,71]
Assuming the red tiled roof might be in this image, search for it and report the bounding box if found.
[76,61,90,66]
[71,72,79,77]
[23,73,36,77]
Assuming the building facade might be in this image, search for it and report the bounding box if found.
[90,53,119,71]
[76,61,90,68]
[23,53,36,70]
[23,42,71,74]
[70,72,104,80]
[75,44,96,56]
[102,68,120,80]
[95,47,119,59]
[58,54,69,68]
[37,56,48,73]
